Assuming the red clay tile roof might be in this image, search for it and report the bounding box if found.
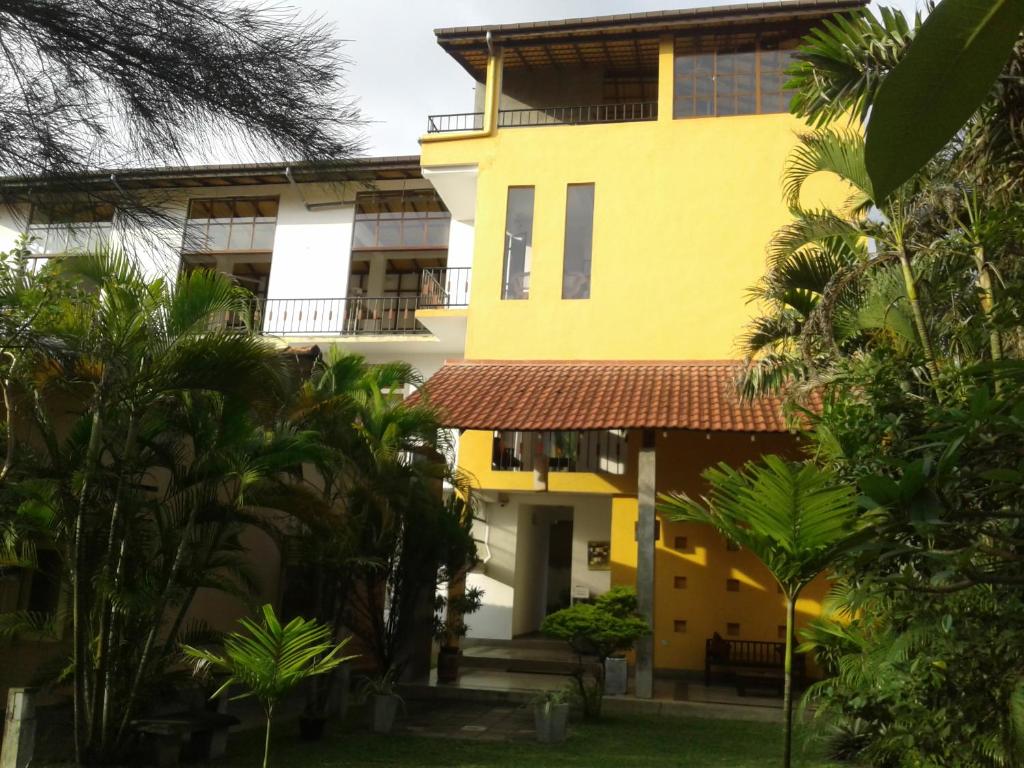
[414,360,795,432]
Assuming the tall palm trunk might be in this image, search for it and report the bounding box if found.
[974,246,1003,388]
[73,398,105,764]
[782,594,797,768]
[896,245,942,394]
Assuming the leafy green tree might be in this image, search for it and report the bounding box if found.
[541,586,649,719]
[658,456,865,768]
[183,604,356,768]
[0,252,318,763]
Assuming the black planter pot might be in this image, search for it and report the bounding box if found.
[299,715,327,741]
[437,646,461,683]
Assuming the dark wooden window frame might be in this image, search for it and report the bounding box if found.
[673,36,798,119]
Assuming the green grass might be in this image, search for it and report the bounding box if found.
[219,712,841,768]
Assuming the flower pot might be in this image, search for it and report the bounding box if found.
[371,694,399,734]
[604,656,628,696]
[437,646,461,684]
[533,702,569,743]
[299,715,327,741]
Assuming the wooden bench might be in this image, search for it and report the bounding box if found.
[704,635,806,696]
[132,710,239,766]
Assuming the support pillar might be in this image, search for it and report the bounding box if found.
[1,688,37,768]
[635,429,657,699]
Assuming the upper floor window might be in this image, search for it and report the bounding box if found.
[673,38,798,118]
[352,190,449,251]
[502,187,535,300]
[28,201,114,255]
[562,184,595,300]
[183,197,278,253]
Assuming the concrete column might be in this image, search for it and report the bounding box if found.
[1,687,37,768]
[657,34,675,123]
[635,429,657,699]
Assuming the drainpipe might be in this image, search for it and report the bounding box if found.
[421,33,502,144]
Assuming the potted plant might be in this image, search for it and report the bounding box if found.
[432,586,483,683]
[540,586,649,719]
[531,687,573,743]
[359,668,403,734]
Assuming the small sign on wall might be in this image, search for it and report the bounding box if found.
[587,540,611,570]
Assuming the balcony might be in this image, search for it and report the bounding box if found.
[426,101,658,134]
[419,266,471,308]
[254,296,427,336]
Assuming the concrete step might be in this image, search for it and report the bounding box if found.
[459,653,577,675]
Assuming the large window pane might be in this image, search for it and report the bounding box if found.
[184,197,278,253]
[674,51,714,118]
[715,49,757,116]
[28,201,113,256]
[502,187,534,300]
[562,184,595,300]
[674,39,798,119]
[352,190,450,250]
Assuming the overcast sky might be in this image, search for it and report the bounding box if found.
[295,0,925,158]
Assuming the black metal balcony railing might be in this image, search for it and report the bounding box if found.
[252,296,427,336]
[499,101,658,128]
[419,267,471,308]
[426,112,485,133]
[426,102,658,133]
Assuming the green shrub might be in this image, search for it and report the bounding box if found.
[541,586,648,718]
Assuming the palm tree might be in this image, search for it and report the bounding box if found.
[658,456,866,768]
[0,251,311,763]
[183,603,356,768]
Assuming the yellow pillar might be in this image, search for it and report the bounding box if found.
[483,46,504,133]
[657,34,674,123]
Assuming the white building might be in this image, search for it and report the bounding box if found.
[0,156,471,380]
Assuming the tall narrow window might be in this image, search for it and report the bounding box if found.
[562,184,595,300]
[502,187,534,300]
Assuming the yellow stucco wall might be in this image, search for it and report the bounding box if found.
[421,38,835,361]
[427,38,835,671]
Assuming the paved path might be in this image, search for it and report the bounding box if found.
[401,702,537,741]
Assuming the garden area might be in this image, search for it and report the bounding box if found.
[215,709,840,768]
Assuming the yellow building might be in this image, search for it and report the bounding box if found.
[416,0,863,694]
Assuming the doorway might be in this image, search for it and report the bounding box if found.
[546,518,573,615]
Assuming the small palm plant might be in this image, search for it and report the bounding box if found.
[183,604,356,768]
[658,455,867,768]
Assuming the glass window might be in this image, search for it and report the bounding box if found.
[502,187,535,300]
[715,49,757,117]
[673,39,798,118]
[183,197,278,253]
[562,184,595,300]
[28,201,114,255]
[759,45,798,114]
[352,190,450,250]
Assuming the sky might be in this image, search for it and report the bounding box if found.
[292,0,927,158]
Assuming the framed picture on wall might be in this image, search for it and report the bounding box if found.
[587,540,611,570]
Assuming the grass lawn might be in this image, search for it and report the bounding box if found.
[219,712,840,768]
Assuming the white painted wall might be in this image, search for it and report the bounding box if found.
[466,501,519,640]
[513,504,550,636]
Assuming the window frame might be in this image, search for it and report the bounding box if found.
[501,186,536,301]
[181,196,279,255]
[561,183,596,300]
[672,37,799,119]
[351,190,450,252]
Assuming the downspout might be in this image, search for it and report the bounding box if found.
[421,32,502,144]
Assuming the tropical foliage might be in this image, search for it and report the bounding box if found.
[541,586,649,719]
[659,457,863,768]
[183,603,356,768]
[0,250,475,765]
[733,6,1024,764]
